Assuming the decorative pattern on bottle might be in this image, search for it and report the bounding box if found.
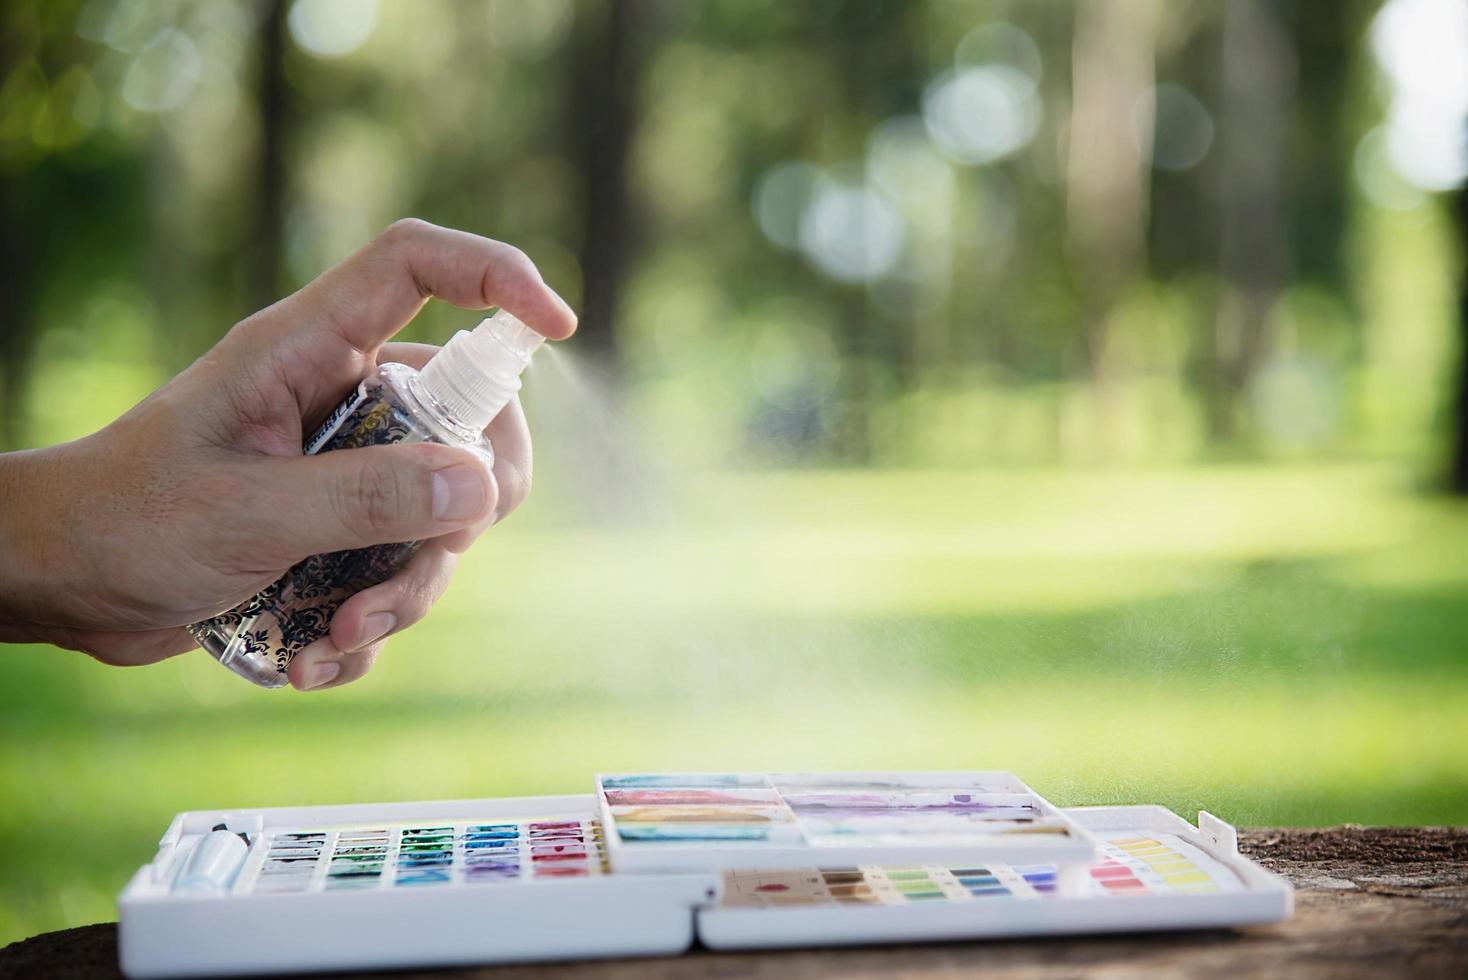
[190,381,427,677]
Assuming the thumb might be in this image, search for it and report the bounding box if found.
[246,443,498,562]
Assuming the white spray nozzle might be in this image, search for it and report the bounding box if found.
[479,309,546,363]
[417,309,545,432]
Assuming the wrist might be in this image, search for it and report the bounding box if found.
[0,446,72,637]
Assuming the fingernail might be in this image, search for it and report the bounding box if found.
[303,661,341,690]
[433,463,488,522]
[359,612,396,647]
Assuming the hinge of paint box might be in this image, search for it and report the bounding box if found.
[1198,811,1238,854]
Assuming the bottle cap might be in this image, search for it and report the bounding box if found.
[417,309,546,431]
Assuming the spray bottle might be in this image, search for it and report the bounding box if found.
[188,309,544,687]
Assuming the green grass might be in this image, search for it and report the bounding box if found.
[2,460,1466,944]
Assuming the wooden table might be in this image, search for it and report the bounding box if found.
[4,827,1465,978]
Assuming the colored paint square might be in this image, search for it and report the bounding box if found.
[969,886,1010,896]
[1091,865,1135,879]
[948,868,990,877]
[887,870,929,882]
[1163,871,1211,885]
[465,839,518,850]
[469,824,520,834]
[1101,877,1147,891]
[895,880,939,893]
[958,875,999,887]
[904,891,947,901]
[327,869,382,879]
[532,851,587,863]
[1149,860,1194,873]
[1022,872,1056,882]
[534,865,588,877]
[465,867,520,880]
[827,884,872,898]
[396,871,451,885]
[822,871,866,884]
[464,859,519,872]
[402,827,452,835]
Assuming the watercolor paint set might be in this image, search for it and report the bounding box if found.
[117,773,1292,977]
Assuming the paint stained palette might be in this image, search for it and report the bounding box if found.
[597,771,1098,873]
[697,805,1291,950]
[716,834,1243,910]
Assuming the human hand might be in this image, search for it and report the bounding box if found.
[0,218,576,689]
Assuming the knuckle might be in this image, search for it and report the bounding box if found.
[344,460,416,538]
[381,216,432,247]
[500,459,533,513]
[485,245,543,305]
[397,582,438,623]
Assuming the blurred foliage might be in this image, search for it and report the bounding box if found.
[0,0,1462,464]
[2,0,1468,947]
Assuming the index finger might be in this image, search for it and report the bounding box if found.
[293,218,578,352]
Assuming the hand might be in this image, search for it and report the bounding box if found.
[0,218,576,690]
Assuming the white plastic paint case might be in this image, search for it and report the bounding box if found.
[117,795,716,979]
[117,794,1291,978]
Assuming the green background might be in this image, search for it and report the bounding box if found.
[3,0,1467,947]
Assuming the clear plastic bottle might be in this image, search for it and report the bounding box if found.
[188,309,545,687]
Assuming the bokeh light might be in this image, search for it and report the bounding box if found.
[797,173,905,283]
[120,28,200,113]
[922,64,1041,167]
[752,160,822,250]
[1134,82,1214,172]
[287,0,380,59]
[1370,0,1468,190]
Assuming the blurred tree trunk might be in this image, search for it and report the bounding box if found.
[0,29,28,449]
[1209,0,1295,444]
[250,0,289,313]
[835,3,920,464]
[1066,0,1158,452]
[569,0,640,356]
[1451,186,1468,494]
[0,163,25,452]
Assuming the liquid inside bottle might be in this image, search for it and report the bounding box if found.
[189,310,541,688]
